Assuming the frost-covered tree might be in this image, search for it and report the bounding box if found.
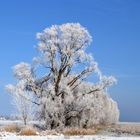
[6,82,34,125]
[6,23,119,129]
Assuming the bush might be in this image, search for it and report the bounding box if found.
[19,126,38,136]
[3,124,20,133]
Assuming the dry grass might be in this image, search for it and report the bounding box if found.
[62,128,97,136]
[19,126,38,136]
[40,130,59,136]
[2,124,20,133]
[107,123,140,135]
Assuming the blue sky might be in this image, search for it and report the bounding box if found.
[0,0,140,122]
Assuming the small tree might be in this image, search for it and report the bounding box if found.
[6,69,34,125]
[6,23,119,129]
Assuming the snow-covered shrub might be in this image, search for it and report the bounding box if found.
[6,23,119,129]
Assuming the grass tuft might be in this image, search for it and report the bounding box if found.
[19,126,38,136]
[2,124,20,133]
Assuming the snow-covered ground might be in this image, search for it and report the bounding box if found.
[2,134,140,140]
[0,120,21,126]
[0,120,41,127]
[0,121,140,140]
[0,131,140,140]
[0,130,140,140]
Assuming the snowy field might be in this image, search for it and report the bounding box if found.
[0,120,22,126]
[0,121,140,140]
[0,120,41,127]
[0,131,140,140]
[1,134,140,140]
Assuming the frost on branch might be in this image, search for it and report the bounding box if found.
[13,62,32,80]
[6,23,119,129]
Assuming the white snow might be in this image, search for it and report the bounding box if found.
[0,120,22,126]
[0,133,140,140]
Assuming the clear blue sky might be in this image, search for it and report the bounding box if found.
[0,0,140,122]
